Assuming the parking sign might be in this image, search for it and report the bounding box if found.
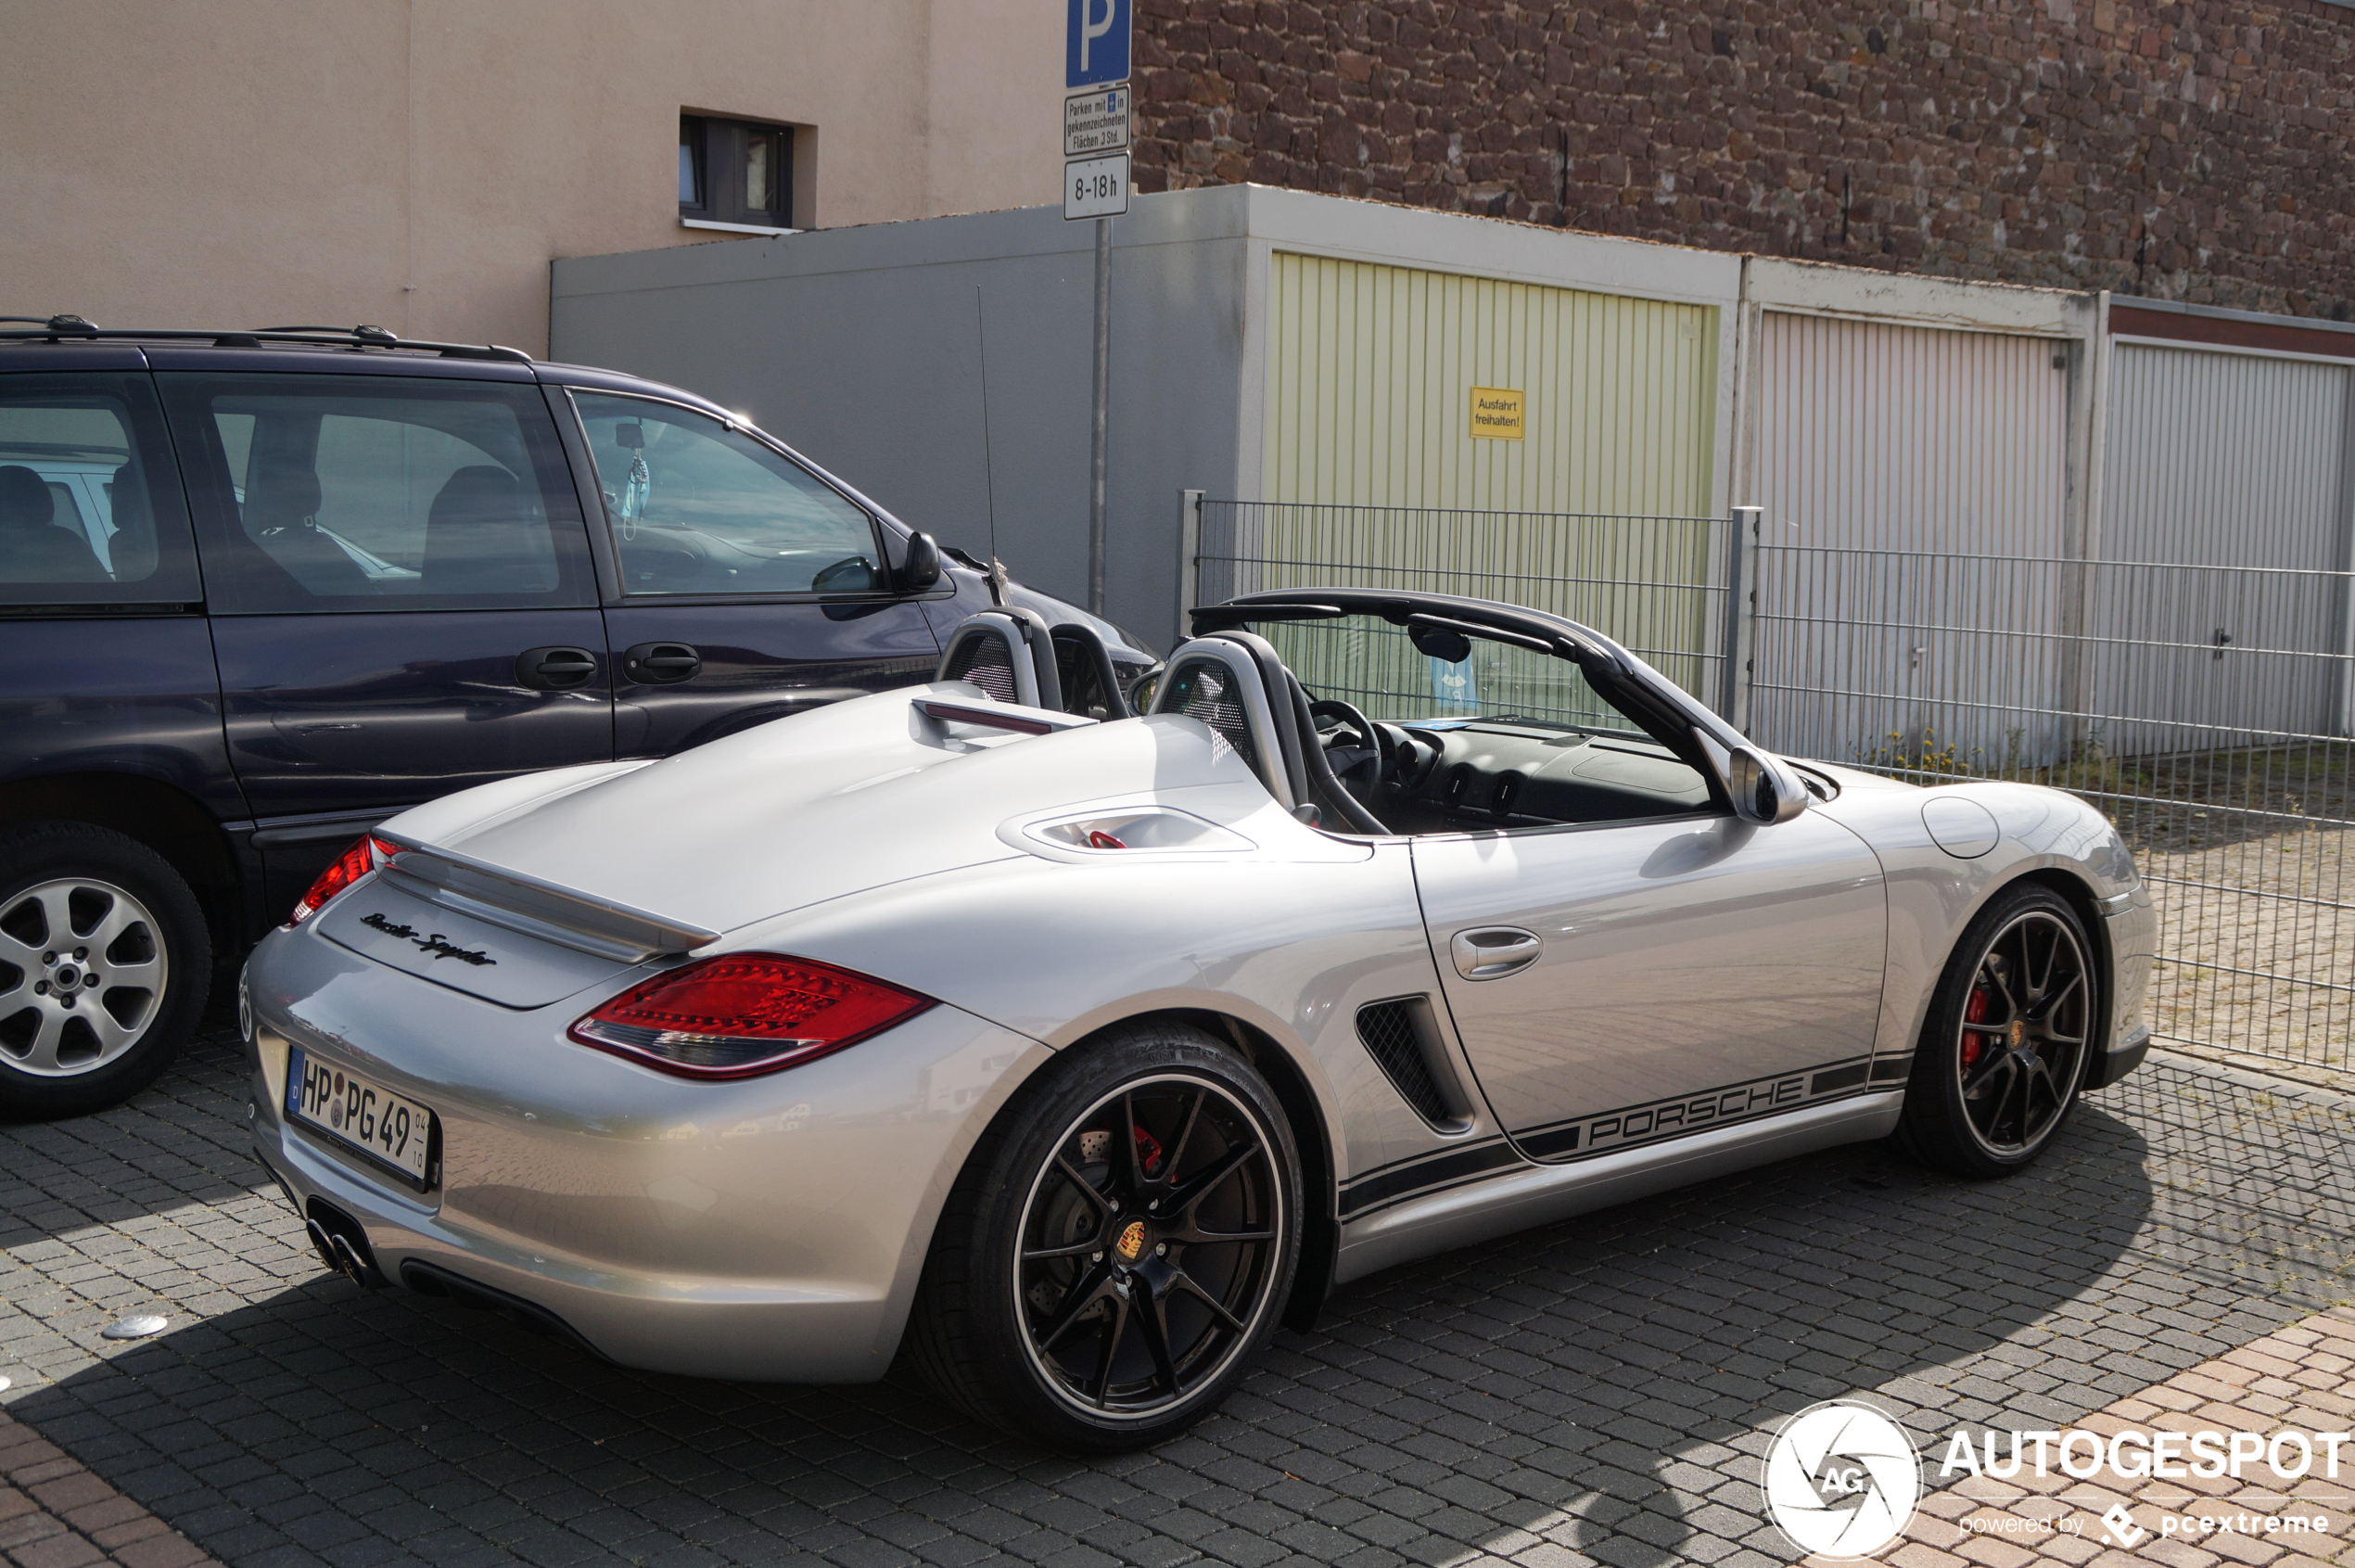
[1065,0,1130,88]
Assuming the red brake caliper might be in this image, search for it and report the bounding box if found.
[1962,987,1990,1069]
[1133,1125,1164,1178]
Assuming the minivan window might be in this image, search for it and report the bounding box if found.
[159,375,595,615]
[0,375,201,608]
[574,392,882,595]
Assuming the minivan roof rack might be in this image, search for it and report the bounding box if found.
[0,316,532,363]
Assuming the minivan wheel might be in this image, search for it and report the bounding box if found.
[905,1021,1302,1451]
[0,822,210,1121]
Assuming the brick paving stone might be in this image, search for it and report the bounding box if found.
[0,1409,216,1568]
[2,1023,2352,1568]
[1889,1307,2355,1565]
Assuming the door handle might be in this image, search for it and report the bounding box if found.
[516,645,600,691]
[1451,926,1542,981]
[621,642,702,684]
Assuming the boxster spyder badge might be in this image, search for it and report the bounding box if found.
[241,589,2155,1452]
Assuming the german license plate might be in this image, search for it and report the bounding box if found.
[286,1047,434,1183]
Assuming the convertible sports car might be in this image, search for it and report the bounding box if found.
[241,588,2154,1450]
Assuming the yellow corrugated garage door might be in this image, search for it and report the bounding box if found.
[1254,252,1721,693]
[1264,251,1716,514]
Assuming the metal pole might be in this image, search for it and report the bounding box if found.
[1176,488,1204,644]
[1720,505,1763,733]
[1088,215,1112,616]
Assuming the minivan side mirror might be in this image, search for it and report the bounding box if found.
[1727,745,1810,824]
[897,530,942,593]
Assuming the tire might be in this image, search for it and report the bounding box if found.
[1897,883,2096,1179]
[906,1020,1303,1452]
[0,822,211,1122]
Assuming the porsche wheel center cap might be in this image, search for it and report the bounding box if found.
[2008,1019,2027,1050]
[1113,1219,1149,1265]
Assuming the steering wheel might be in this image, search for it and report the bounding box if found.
[1308,698,1394,796]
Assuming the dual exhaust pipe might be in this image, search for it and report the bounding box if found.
[303,1199,383,1289]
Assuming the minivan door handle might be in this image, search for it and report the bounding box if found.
[516,645,600,691]
[621,642,702,684]
[1450,926,1543,981]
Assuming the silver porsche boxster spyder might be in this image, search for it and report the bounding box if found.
[241,588,2154,1450]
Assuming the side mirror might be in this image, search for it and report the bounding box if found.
[1728,746,1809,824]
[896,530,942,593]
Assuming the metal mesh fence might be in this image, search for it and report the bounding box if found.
[1193,500,1730,705]
[1750,540,2355,1076]
[1191,498,2355,1076]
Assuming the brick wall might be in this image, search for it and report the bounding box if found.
[1131,1,2355,320]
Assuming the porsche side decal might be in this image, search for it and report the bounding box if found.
[1511,1055,1883,1161]
[1337,1140,1520,1219]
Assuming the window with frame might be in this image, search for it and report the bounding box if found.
[158,374,595,615]
[679,115,794,230]
[0,374,202,608]
[574,391,883,596]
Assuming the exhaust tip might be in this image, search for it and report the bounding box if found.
[304,1200,384,1288]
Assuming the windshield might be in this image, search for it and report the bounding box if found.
[1251,612,1648,741]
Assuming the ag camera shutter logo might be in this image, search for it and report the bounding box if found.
[1762,1400,1922,1559]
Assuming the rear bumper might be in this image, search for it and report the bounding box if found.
[243,923,1049,1383]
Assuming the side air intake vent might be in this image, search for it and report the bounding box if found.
[943,634,1018,703]
[1355,998,1470,1130]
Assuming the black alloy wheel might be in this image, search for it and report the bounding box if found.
[1014,1073,1282,1414]
[1899,883,2095,1179]
[906,1022,1302,1450]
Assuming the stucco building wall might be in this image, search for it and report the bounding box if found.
[0,0,1062,354]
[1128,0,2355,321]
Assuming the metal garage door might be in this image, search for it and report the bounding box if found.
[1747,313,2073,767]
[2094,341,2354,753]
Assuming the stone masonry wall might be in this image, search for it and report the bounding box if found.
[1130,0,2355,319]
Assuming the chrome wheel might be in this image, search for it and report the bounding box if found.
[0,876,169,1077]
[1954,908,2089,1156]
[1014,1073,1286,1420]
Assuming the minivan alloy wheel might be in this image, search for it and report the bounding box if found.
[0,875,169,1076]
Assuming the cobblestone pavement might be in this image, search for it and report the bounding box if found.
[1892,1305,2355,1565]
[2,1022,2351,1568]
[0,1405,219,1568]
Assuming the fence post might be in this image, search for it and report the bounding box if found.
[1177,489,1204,639]
[1719,505,1762,733]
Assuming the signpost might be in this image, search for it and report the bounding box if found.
[1064,0,1130,616]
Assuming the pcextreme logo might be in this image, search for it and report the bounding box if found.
[1761,1400,1922,1560]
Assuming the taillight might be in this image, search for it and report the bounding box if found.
[287,835,399,926]
[567,953,934,1079]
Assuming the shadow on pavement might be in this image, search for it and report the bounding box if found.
[5,1084,2212,1568]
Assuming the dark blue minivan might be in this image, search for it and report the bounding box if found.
[0,319,1152,1118]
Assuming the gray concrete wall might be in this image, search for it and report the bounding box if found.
[550,189,1255,650]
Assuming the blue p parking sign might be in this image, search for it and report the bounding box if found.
[1066,0,1131,87]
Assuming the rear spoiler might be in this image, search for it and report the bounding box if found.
[375,835,719,962]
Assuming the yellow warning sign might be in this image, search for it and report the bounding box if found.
[1470,386,1525,440]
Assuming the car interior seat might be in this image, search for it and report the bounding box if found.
[1050,623,1129,720]
[0,464,108,583]
[242,464,370,594]
[1147,631,1387,833]
[932,607,1067,710]
[424,465,545,593]
[105,463,159,580]
[936,610,1138,720]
